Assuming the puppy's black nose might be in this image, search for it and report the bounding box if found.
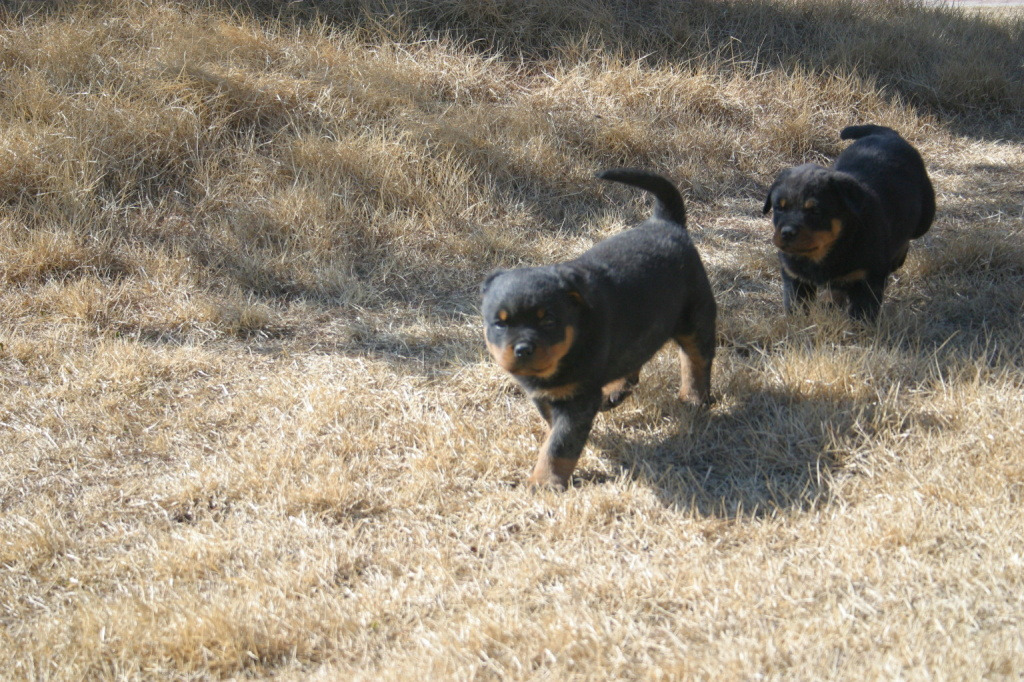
[780,225,798,243]
[514,342,535,359]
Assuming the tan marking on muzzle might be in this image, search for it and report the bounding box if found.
[486,338,518,373]
[528,325,575,379]
[486,326,576,378]
[776,217,843,262]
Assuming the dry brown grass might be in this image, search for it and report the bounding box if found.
[1,0,1023,679]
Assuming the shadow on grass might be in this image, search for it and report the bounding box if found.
[582,389,852,517]
[10,0,1017,333]
[216,0,1024,140]
[187,0,1021,328]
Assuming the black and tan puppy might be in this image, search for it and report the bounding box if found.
[763,124,935,321]
[482,169,716,489]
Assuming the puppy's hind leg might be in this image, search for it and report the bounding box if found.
[674,331,714,406]
[599,371,640,411]
[847,276,886,322]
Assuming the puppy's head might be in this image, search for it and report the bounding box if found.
[480,265,588,379]
[763,164,865,262]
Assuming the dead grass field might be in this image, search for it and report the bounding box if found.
[1,0,1023,679]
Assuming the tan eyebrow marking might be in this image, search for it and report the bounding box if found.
[498,310,509,321]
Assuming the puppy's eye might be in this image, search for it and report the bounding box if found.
[539,317,557,329]
[492,319,508,329]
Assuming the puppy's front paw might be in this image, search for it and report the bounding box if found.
[678,386,713,408]
[528,457,577,490]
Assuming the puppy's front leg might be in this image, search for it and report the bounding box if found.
[528,393,602,489]
[782,269,816,314]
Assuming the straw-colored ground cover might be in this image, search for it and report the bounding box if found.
[1,0,1022,678]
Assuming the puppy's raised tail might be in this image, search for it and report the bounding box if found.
[596,168,686,228]
[840,124,900,140]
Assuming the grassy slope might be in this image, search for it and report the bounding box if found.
[1,0,1023,678]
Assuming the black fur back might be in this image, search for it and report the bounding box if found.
[840,124,899,141]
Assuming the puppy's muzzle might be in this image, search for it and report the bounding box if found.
[514,341,536,359]
[778,225,798,244]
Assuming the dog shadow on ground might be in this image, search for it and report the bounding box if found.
[578,294,1015,518]
[582,387,863,517]
[581,294,1021,518]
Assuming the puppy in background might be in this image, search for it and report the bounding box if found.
[763,125,935,321]
[482,169,716,489]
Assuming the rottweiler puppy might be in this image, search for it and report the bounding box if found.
[763,124,935,321]
[482,169,716,489]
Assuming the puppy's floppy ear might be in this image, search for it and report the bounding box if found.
[828,172,868,218]
[556,264,593,309]
[480,269,505,296]
[762,185,775,215]
[762,169,790,214]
